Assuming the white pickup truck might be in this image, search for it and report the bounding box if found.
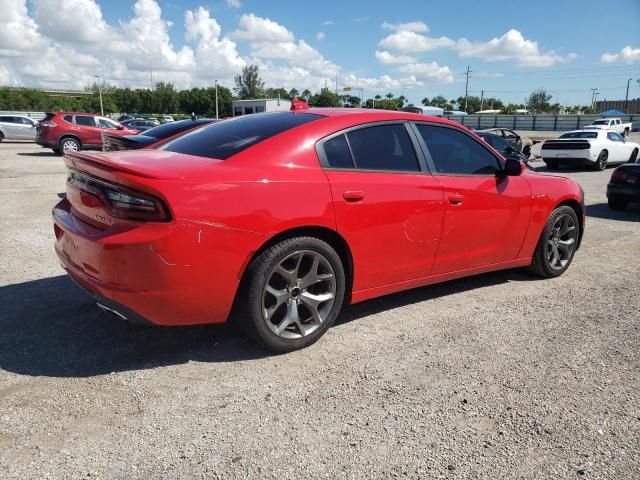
[584,118,632,137]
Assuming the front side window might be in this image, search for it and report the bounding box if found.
[607,132,623,142]
[75,116,96,127]
[488,134,509,153]
[345,124,420,172]
[98,118,119,129]
[416,124,501,175]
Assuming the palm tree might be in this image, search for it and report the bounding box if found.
[386,92,394,100]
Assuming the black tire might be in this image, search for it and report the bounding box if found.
[59,137,80,153]
[237,236,346,352]
[544,159,559,170]
[0,132,4,142]
[594,150,608,171]
[608,196,628,210]
[628,148,638,164]
[523,145,531,159]
[52,147,61,155]
[528,206,580,278]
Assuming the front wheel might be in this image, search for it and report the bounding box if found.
[528,206,579,278]
[523,145,531,159]
[544,159,559,170]
[628,148,638,164]
[237,237,346,352]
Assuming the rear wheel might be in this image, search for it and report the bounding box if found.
[60,137,80,153]
[544,159,559,170]
[528,206,579,278]
[237,237,345,352]
[608,196,628,210]
[594,150,608,171]
[623,128,629,138]
[628,148,638,164]
[0,132,4,142]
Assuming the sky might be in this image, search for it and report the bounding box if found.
[1,0,639,107]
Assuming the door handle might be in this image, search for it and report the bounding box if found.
[343,190,365,202]
[448,193,464,205]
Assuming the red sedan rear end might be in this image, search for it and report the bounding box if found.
[53,107,585,351]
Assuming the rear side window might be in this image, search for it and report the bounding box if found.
[0,116,14,123]
[346,124,419,172]
[416,124,500,175]
[324,135,354,168]
[160,112,323,159]
[75,116,96,127]
[63,115,73,123]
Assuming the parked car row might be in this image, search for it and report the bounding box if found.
[0,115,39,141]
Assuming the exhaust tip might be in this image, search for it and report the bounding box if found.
[96,302,128,321]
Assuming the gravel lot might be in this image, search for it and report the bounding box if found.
[1,139,639,479]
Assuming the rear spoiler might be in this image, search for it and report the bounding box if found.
[64,151,179,180]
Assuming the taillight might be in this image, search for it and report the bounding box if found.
[67,169,171,222]
[40,121,57,128]
[611,170,628,183]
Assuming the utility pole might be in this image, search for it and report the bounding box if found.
[463,66,471,113]
[94,75,104,116]
[335,71,338,95]
[215,80,219,119]
[480,89,484,111]
[625,78,632,113]
[590,88,598,110]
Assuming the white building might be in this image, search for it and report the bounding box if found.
[232,98,292,116]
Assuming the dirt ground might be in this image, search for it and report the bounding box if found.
[1,139,639,479]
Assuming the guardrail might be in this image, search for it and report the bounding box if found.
[0,111,47,121]
[444,114,639,132]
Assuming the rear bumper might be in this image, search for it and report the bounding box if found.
[541,149,597,165]
[53,197,266,326]
[36,139,57,149]
[607,182,640,200]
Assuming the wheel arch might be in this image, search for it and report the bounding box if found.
[59,134,82,148]
[556,199,584,249]
[238,225,354,303]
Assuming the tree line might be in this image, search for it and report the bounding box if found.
[0,64,597,116]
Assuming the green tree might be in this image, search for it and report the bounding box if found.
[234,64,265,99]
[308,88,341,107]
[301,89,312,100]
[527,89,553,113]
[288,88,299,99]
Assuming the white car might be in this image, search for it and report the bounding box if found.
[584,118,632,137]
[160,115,174,124]
[0,115,39,141]
[541,130,639,170]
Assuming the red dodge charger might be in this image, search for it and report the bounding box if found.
[53,105,585,351]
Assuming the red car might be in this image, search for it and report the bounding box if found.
[53,105,585,351]
[37,112,138,154]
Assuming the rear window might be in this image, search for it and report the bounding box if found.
[559,132,598,139]
[592,120,609,125]
[142,119,211,139]
[160,112,324,159]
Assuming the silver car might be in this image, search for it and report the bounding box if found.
[0,115,39,141]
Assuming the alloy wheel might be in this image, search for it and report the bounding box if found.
[596,151,608,170]
[262,250,336,339]
[546,214,577,271]
[62,139,78,152]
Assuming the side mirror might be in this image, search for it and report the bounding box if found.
[503,157,523,176]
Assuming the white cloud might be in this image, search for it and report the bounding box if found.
[379,30,456,52]
[381,21,428,33]
[316,32,325,41]
[375,50,415,65]
[231,13,294,43]
[0,0,44,54]
[225,0,241,8]
[456,29,576,67]
[397,62,454,83]
[601,46,640,63]
[321,20,335,26]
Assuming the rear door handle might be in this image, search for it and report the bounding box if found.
[448,193,464,205]
[343,190,365,202]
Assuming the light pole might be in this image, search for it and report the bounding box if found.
[94,75,104,116]
[625,78,632,114]
[215,80,219,119]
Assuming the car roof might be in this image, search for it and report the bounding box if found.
[304,107,463,127]
[48,112,100,116]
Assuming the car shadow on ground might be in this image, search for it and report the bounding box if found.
[587,202,640,222]
[16,151,59,157]
[0,269,533,378]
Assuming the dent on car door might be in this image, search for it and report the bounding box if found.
[318,123,445,292]
[413,123,532,274]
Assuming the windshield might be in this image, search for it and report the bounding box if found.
[592,120,609,125]
[559,132,598,139]
[160,112,324,159]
